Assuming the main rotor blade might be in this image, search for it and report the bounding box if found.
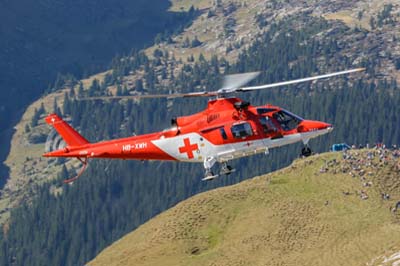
[78,91,218,101]
[219,71,260,93]
[78,68,365,101]
[237,68,365,92]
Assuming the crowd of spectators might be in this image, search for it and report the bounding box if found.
[319,143,400,214]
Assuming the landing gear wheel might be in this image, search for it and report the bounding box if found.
[301,146,312,157]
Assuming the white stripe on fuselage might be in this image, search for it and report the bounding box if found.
[152,128,331,163]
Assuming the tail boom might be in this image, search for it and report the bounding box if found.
[43,115,176,161]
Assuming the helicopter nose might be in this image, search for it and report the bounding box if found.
[298,120,333,132]
[315,121,333,131]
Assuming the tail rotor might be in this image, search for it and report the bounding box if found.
[45,128,66,153]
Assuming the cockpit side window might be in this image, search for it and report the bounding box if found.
[231,122,253,138]
[273,110,302,131]
[259,116,277,133]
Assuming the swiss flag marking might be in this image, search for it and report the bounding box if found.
[178,138,198,159]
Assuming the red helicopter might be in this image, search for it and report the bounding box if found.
[43,68,364,182]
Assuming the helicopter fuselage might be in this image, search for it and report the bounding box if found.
[44,97,332,165]
[43,67,365,181]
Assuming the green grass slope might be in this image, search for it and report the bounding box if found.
[88,150,400,266]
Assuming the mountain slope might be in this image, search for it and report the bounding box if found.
[88,150,400,266]
[2,0,399,224]
[0,0,192,127]
[1,0,399,264]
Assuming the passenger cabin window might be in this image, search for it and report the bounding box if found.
[259,116,277,133]
[231,122,253,138]
[272,110,303,131]
[220,127,228,140]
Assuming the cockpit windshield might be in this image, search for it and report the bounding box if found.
[272,110,303,131]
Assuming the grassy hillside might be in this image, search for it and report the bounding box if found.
[88,150,400,266]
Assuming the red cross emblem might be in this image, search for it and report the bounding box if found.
[178,138,198,159]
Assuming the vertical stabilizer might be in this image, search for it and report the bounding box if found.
[45,113,89,146]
